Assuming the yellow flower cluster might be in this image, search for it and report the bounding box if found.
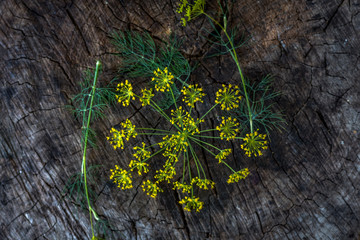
[241,130,268,157]
[215,84,242,111]
[107,119,137,149]
[215,149,232,163]
[163,151,179,166]
[154,166,176,183]
[216,116,240,141]
[121,119,137,141]
[170,106,187,125]
[227,168,250,184]
[179,196,204,212]
[152,67,174,92]
[110,165,133,190]
[181,84,205,107]
[159,133,188,153]
[176,0,205,26]
[107,128,124,150]
[173,181,192,193]
[133,142,151,160]
[115,80,135,106]
[141,180,163,198]
[191,177,215,190]
[129,159,149,176]
[139,88,154,106]
[182,115,203,134]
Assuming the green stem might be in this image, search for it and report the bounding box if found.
[203,13,254,133]
[187,141,201,178]
[198,129,217,133]
[182,151,187,184]
[137,133,171,136]
[136,128,174,133]
[199,103,218,121]
[219,160,236,173]
[81,60,101,239]
[190,138,216,157]
[188,141,206,178]
[189,136,222,151]
[192,135,245,140]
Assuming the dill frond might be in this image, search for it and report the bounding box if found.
[112,31,191,109]
[230,75,286,136]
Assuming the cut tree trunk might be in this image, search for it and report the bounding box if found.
[1,0,360,239]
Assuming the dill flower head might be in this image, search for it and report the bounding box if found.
[191,177,215,190]
[110,165,133,190]
[154,166,176,183]
[107,127,125,150]
[227,168,250,184]
[173,181,193,193]
[141,180,163,198]
[215,84,242,111]
[121,119,137,141]
[216,116,240,140]
[177,0,205,26]
[170,106,188,125]
[241,130,268,157]
[139,88,154,106]
[151,67,174,92]
[163,151,179,165]
[116,80,135,106]
[129,159,149,176]
[181,84,205,107]
[179,196,204,212]
[215,149,232,163]
[182,115,203,134]
[160,133,189,153]
[133,142,151,160]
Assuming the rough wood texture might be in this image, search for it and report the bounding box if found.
[1,0,360,239]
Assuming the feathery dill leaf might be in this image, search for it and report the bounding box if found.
[112,31,191,109]
[230,75,286,136]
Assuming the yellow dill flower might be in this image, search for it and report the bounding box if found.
[129,159,149,176]
[215,84,242,111]
[121,119,137,141]
[179,196,204,212]
[170,106,188,126]
[227,168,250,184]
[133,142,151,160]
[151,67,174,92]
[215,149,232,163]
[154,166,176,183]
[139,88,154,106]
[182,115,203,134]
[241,130,268,157]
[173,181,192,193]
[181,84,205,108]
[107,127,125,150]
[216,116,240,141]
[191,177,215,190]
[159,133,188,153]
[115,80,135,106]
[163,151,179,165]
[177,0,188,14]
[176,0,205,26]
[110,165,133,190]
[141,180,163,198]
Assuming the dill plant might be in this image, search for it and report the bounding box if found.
[177,0,285,155]
[107,68,251,212]
[64,61,116,240]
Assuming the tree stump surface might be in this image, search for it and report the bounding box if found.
[1,0,359,239]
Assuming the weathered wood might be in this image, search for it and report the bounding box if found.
[1,0,360,239]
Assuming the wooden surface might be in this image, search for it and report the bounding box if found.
[1,0,360,239]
